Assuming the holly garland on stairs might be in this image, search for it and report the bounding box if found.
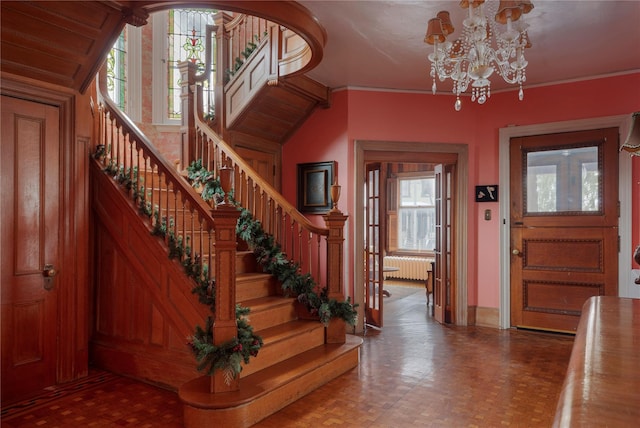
[236,208,358,326]
[181,159,357,380]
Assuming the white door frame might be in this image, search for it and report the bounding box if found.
[353,140,469,333]
[498,114,635,329]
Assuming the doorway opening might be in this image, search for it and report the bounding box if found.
[354,141,469,333]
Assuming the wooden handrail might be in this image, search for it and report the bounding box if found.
[179,11,343,298]
[195,97,328,237]
[95,88,231,325]
[184,72,331,285]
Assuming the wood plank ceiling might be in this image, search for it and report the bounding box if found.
[0,1,147,93]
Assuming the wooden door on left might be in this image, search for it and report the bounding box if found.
[1,95,61,404]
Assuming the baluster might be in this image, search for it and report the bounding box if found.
[144,155,151,216]
[165,175,171,246]
[115,124,122,176]
[198,215,204,277]
[135,147,141,205]
[315,233,321,283]
[207,135,214,172]
[266,198,273,236]
[289,217,295,261]
[206,226,212,285]
[172,184,178,254]
[128,134,134,195]
[297,224,303,272]
[108,112,114,169]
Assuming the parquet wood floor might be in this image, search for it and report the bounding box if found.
[2,283,574,427]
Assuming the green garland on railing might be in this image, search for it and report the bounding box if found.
[97,150,357,381]
[187,160,358,327]
[224,33,267,83]
[96,151,262,382]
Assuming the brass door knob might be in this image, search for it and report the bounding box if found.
[43,264,57,277]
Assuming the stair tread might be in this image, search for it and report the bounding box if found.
[242,295,295,311]
[236,272,272,281]
[179,335,362,409]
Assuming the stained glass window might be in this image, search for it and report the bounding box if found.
[107,29,127,111]
[167,9,216,120]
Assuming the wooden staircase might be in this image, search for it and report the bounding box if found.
[93,92,360,428]
[90,9,361,427]
[180,248,361,427]
[91,154,361,426]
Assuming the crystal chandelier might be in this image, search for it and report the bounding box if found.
[425,0,534,111]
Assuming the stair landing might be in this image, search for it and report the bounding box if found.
[179,335,362,428]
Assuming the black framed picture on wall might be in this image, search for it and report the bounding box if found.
[297,161,335,213]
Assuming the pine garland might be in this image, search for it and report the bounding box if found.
[98,152,357,381]
[188,160,358,328]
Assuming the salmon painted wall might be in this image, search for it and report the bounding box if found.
[283,73,640,312]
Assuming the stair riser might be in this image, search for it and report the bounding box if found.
[236,251,258,274]
[240,324,325,378]
[246,301,297,331]
[236,276,279,301]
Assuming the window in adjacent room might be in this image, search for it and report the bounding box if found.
[398,175,435,252]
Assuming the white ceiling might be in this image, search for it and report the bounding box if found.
[297,0,640,94]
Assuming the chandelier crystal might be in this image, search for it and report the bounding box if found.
[425,0,534,111]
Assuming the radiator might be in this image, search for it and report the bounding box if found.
[383,256,433,281]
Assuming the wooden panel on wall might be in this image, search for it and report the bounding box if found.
[90,162,210,388]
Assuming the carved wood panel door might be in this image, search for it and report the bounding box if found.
[1,96,61,404]
[364,162,384,327]
[509,128,619,333]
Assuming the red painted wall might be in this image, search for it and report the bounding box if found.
[284,73,640,311]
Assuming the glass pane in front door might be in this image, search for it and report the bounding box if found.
[525,145,600,214]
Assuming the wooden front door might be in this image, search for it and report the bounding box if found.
[365,162,384,327]
[510,128,619,333]
[433,164,455,324]
[1,96,61,403]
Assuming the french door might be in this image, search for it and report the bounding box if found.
[509,128,619,332]
[433,164,455,324]
[364,163,384,327]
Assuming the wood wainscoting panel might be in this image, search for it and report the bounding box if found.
[90,161,208,389]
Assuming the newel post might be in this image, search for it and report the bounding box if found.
[178,61,198,169]
[323,182,348,344]
[209,166,241,392]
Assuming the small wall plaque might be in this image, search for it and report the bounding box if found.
[475,185,498,202]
